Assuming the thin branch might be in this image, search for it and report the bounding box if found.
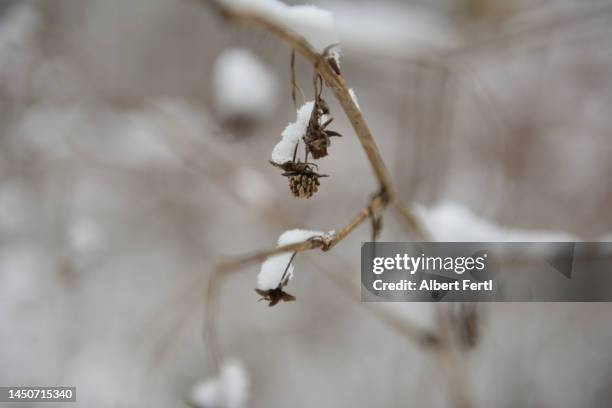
[204,192,388,370]
[203,0,429,240]
[199,0,434,373]
[151,102,436,374]
[290,49,298,109]
[212,192,386,271]
[194,5,480,408]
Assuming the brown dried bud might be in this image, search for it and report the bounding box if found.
[305,136,329,159]
[288,173,320,198]
[303,98,342,160]
[255,288,296,307]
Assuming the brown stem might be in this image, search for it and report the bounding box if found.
[189,6,477,408]
[214,192,386,269]
[205,192,390,371]
[203,1,429,240]
[152,102,436,374]
[199,0,441,377]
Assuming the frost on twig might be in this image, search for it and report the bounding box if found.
[213,48,279,132]
[256,229,329,306]
[190,359,249,408]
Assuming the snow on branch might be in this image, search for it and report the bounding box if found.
[205,0,430,239]
[418,202,578,242]
[255,229,331,307]
[217,0,339,52]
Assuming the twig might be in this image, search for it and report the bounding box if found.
[202,0,429,240]
[204,192,388,369]
[199,0,433,374]
[214,192,385,270]
[193,9,483,405]
[150,102,436,373]
[158,100,473,408]
[290,49,297,109]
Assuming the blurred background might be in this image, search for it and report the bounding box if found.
[1,0,612,407]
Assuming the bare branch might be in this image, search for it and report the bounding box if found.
[207,188,387,276]
[204,192,387,370]
[194,6,483,408]
[151,103,436,373]
[202,0,429,239]
[198,0,439,375]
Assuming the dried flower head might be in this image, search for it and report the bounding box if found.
[270,160,328,199]
[270,68,341,197]
[255,230,331,306]
[256,251,297,306]
[303,76,342,159]
[254,287,296,307]
[288,173,320,198]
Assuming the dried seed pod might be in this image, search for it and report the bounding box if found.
[303,93,342,159]
[255,288,296,307]
[269,160,328,198]
[289,173,320,198]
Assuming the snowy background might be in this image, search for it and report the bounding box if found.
[1,0,612,407]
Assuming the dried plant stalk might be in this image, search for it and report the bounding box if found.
[197,3,476,407]
[203,0,429,240]
[204,193,387,366]
[153,104,437,371]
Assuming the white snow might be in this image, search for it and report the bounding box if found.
[348,88,360,110]
[256,229,324,291]
[218,0,339,52]
[213,48,279,121]
[332,3,459,57]
[417,201,578,242]
[270,101,314,164]
[191,359,249,408]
